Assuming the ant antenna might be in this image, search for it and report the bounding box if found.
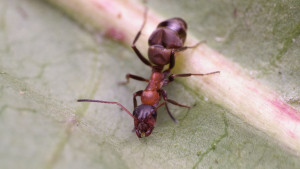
[77,99,135,119]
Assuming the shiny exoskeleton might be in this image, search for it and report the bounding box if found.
[78,10,219,138]
[147,18,187,67]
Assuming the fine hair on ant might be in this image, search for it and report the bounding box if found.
[78,7,220,138]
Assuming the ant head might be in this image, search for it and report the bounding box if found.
[133,104,157,138]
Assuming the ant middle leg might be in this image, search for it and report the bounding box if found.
[131,6,152,67]
[167,71,220,84]
[119,74,149,85]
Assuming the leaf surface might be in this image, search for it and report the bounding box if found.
[0,0,299,169]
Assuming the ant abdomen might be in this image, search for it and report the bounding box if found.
[148,45,172,66]
[148,17,187,48]
[148,18,187,66]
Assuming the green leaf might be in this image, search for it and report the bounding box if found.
[0,0,299,169]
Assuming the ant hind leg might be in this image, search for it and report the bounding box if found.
[163,41,206,74]
[131,6,152,67]
[163,50,175,74]
[174,40,207,53]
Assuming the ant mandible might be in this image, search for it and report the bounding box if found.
[78,8,220,138]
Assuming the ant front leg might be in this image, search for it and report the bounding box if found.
[159,89,191,123]
[133,90,143,109]
[119,74,149,85]
[131,7,152,67]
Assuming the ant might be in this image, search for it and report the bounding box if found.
[78,9,220,138]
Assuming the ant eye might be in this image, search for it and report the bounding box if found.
[152,110,156,115]
[152,110,157,119]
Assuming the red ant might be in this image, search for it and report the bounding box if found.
[78,9,219,138]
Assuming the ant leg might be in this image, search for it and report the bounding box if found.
[164,41,206,74]
[160,89,191,108]
[119,74,149,85]
[131,7,152,67]
[168,71,220,83]
[164,102,178,123]
[163,50,175,74]
[174,40,206,52]
[133,90,143,109]
[159,89,191,123]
